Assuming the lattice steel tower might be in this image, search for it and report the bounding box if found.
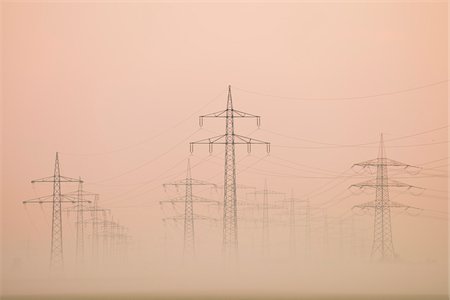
[190,86,270,261]
[351,134,420,261]
[23,152,82,271]
[249,180,284,257]
[162,159,217,260]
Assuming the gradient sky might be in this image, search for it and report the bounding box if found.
[1,1,448,296]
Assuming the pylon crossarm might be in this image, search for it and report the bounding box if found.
[62,206,90,212]
[164,178,216,187]
[64,190,99,197]
[217,184,256,190]
[191,134,226,144]
[163,215,184,221]
[23,199,77,204]
[350,178,418,189]
[161,195,219,204]
[231,109,261,120]
[60,194,92,203]
[22,194,83,204]
[389,201,422,211]
[30,176,55,183]
[200,109,228,119]
[352,201,376,209]
[193,214,218,221]
[199,109,260,122]
[22,195,53,203]
[31,176,82,183]
[160,196,185,204]
[250,189,284,196]
[353,158,415,168]
[192,195,220,203]
[83,207,109,212]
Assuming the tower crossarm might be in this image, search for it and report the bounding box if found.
[350,178,419,189]
[22,194,85,204]
[353,200,420,210]
[353,158,418,168]
[160,195,219,204]
[163,214,217,222]
[190,134,270,153]
[250,189,285,196]
[31,175,82,183]
[163,178,216,187]
[199,109,261,126]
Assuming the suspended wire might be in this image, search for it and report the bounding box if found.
[418,157,449,166]
[104,126,265,207]
[59,89,226,156]
[107,153,269,208]
[104,151,227,206]
[100,156,190,203]
[89,128,202,184]
[24,206,42,236]
[234,79,448,101]
[259,125,448,149]
[271,140,449,150]
[266,154,346,176]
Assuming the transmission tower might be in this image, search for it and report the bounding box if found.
[248,180,284,257]
[190,85,270,261]
[23,152,83,271]
[350,134,421,261]
[161,159,218,260]
[78,195,108,264]
[281,192,311,260]
[63,183,103,265]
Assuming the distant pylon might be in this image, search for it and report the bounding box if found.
[351,134,421,261]
[249,180,284,257]
[76,179,84,264]
[162,159,218,260]
[23,152,82,271]
[284,193,310,260]
[190,85,270,262]
[63,187,101,265]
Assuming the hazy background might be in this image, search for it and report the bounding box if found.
[1,1,448,298]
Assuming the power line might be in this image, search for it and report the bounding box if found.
[259,125,448,149]
[59,89,226,157]
[234,80,448,101]
[90,128,202,184]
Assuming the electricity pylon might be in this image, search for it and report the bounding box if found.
[281,191,311,260]
[75,195,108,264]
[62,180,98,265]
[100,218,124,260]
[350,134,421,261]
[23,152,83,271]
[248,180,284,257]
[190,85,270,261]
[161,159,218,260]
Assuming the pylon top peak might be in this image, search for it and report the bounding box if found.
[227,85,233,110]
[186,158,192,179]
[378,133,386,159]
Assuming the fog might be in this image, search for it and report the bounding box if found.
[1,1,448,299]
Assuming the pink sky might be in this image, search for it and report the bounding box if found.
[1,1,448,297]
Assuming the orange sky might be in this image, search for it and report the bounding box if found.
[1,1,448,297]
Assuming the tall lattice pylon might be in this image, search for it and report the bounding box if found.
[248,180,284,257]
[282,192,311,260]
[161,159,218,260]
[23,152,82,272]
[62,179,88,265]
[351,134,421,261]
[190,85,270,262]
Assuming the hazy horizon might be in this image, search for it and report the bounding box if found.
[1,1,448,299]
